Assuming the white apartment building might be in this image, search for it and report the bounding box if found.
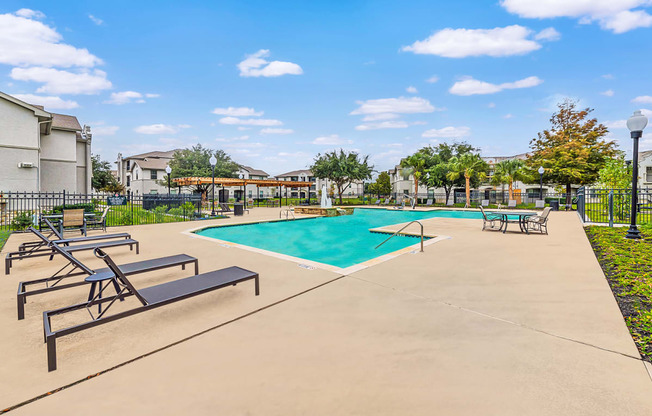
[115,150,177,195]
[0,91,92,193]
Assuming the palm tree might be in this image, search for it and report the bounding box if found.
[400,152,428,197]
[446,153,488,207]
[492,159,528,201]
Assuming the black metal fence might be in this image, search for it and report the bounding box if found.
[0,191,203,231]
[576,187,652,225]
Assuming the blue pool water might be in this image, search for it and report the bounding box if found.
[195,208,484,269]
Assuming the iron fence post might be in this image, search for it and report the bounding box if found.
[608,191,614,227]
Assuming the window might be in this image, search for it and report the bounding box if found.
[151,170,158,180]
[149,190,158,195]
[126,175,131,186]
[647,167,652,182]
[126,160,131,170]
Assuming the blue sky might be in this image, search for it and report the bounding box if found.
[1,1,651,174]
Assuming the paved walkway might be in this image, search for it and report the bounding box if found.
[1,208,651,415]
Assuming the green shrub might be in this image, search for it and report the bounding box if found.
[51,203,95,213]
[118,211,133,225]
[11,211,34,231]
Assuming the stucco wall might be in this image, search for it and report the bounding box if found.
[0,98,39,149]
[40,160,77,192]
[41,129,76,162]
[0,147,39,191]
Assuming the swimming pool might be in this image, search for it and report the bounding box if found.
[193,208,482,270]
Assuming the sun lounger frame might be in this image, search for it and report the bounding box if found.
[43,248,259,371]
[17,242,198,319]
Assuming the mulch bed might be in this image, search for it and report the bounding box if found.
[585,225,652,362]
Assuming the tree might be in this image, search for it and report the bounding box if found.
[424,142,478,203]
[368,171,392,197]
[400,149,434,196]
[91,154,116,191]
[160,144,240,196]
[311,149,373,204]
[597,154,631,189]
[491,159,529,200]
[446,153,488,207]
[527,100,617,207]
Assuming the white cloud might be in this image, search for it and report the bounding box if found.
[237,127,251,131]
[10,67,111,94]
[134,124,182,135]
[605,120,627,129]
[15,9,45,19]
[92,125,119,135]
[355,121,410,131]
[215,135,250,142]
[260,128,294,135]
[0,10,102,67]
[238,49,303,77]
[11,93,78,109]
[422,126,471,138]
[105,91,143,105]
[361,113,400,121]
[633,95,652,103]
[534,27,561,41]
[602,74,614,79]
[449,75,543,96]
[145,93,160,98]
[488,102,496,108]
[212,107,263,116]
[88,14,103,25]
[406,86,418,94]
[426,75,439,83]
[503,113,514,119]
[601,89,615,97]
[401,25,556,58]
[500,0,652,34]
[312,134,353,145]
[351,96,439,115]
[218,116,283,126]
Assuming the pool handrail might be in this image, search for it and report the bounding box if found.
[374,220,424,252]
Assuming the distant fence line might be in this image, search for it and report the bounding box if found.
[1,188,614,231]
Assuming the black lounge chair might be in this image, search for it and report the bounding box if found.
[5,227,138,275]
[21,218,130,253]
[43,248,259,371]
[17,240,198,319]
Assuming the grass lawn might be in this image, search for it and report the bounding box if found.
[0,229,10,252]
[585,224,652,361]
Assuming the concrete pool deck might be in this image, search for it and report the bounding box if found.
[1,207,651,414]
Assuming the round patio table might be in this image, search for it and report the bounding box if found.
[487,211,536,234]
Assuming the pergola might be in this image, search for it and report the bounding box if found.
[173,177,314,206]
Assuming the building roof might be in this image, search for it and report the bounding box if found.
[276,169,312,177]
[134,158,170,171]
[0,91,50,118]
[241,165,269,177]
[51,113,81,131]
[125,149,178,160]
[639,150,652,161]
[483,152,529,163]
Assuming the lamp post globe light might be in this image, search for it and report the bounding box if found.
[209,155,217,216]
[538,166,544,200]
[625,110,648,240]
[165,165,172,197]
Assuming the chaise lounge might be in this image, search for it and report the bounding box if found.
[5,227,138,275]
[43,248,259,371]
[16,240,198,320]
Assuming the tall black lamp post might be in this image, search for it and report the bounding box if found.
[626,110,648,240]
[165,165,171,196]
[538,166,544,200]
[209,155,217,216]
